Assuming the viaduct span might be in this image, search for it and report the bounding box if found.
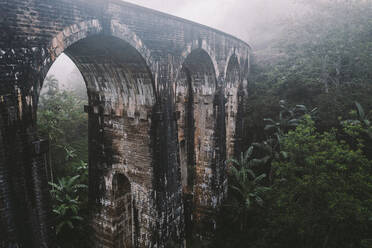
[0,0,251,247]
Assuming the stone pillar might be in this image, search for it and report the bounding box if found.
[0,105,19,247]
[30,139,54,248]
[151,58,184,247]
[175,50,227,243]
[234,78,249,157]
[0,44,54,247]
[213,77,227,205]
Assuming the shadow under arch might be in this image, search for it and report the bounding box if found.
[38,20,158,248]
[175,48,225,241]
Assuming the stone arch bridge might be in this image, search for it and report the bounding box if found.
[0,0,251,247]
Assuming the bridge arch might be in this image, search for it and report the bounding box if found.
[110,19,156,75]
[224,50,242,79]
[44,19,154,81]
[38,19,157,248]
[225,53,241,158]
[179,41,220,79]
[175,48,224,240]
[175,48,217,191]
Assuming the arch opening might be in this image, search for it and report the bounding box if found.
[176,49,217,193]
[38,33,156,248]
[225,54,241,159]
[175,48,218,240]
[38,53,88,183]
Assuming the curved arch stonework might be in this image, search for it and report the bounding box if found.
[224,49,242,79]
[110,19,156,76]
[47,19,103,64]
[44,19,155,84]
[178,42,220,79]
[0,0,251,247]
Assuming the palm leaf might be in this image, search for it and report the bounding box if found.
[254,174,267,183]
[355,101,365,120]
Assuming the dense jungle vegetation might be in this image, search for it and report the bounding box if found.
[212,0,372,247]
[37,75,90,247]
[37,0,372,247]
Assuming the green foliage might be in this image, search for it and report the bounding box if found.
[244,0,372,149]
[38,75,88,179]
[228,147,271,227]
[227,4,372,245]
[49,175,87,234]
[267,116,372,247]
[37,75,89,247]
[264,100,318,135]
[48,167,90,247]
[341,102,372,159]
[215,101,372,248]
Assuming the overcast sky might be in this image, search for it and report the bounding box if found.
[123,0,302,48]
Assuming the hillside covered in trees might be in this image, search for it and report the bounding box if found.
[212,1,372,247]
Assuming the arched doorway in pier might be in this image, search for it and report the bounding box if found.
[111,173,132,248]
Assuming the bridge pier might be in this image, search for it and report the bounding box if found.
[175,50,228,244]
[151,61,185,247]
[0,88,53,247]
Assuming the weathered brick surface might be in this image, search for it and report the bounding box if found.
[225,54,241,159]
[0,0,251,247]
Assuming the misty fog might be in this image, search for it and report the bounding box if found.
[124,0,309,49]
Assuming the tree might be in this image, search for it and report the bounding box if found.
[49,175,86,234]
[266,116,372,248]
[37,75,89,247]
[228,147,271,230]
[49,174,89,247]
[38,76,88,180]
[245,0,372,149]
[215,102,372,248]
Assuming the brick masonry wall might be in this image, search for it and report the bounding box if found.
[0,0,251,247]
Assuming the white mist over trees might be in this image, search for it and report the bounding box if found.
[43,54,86,95]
